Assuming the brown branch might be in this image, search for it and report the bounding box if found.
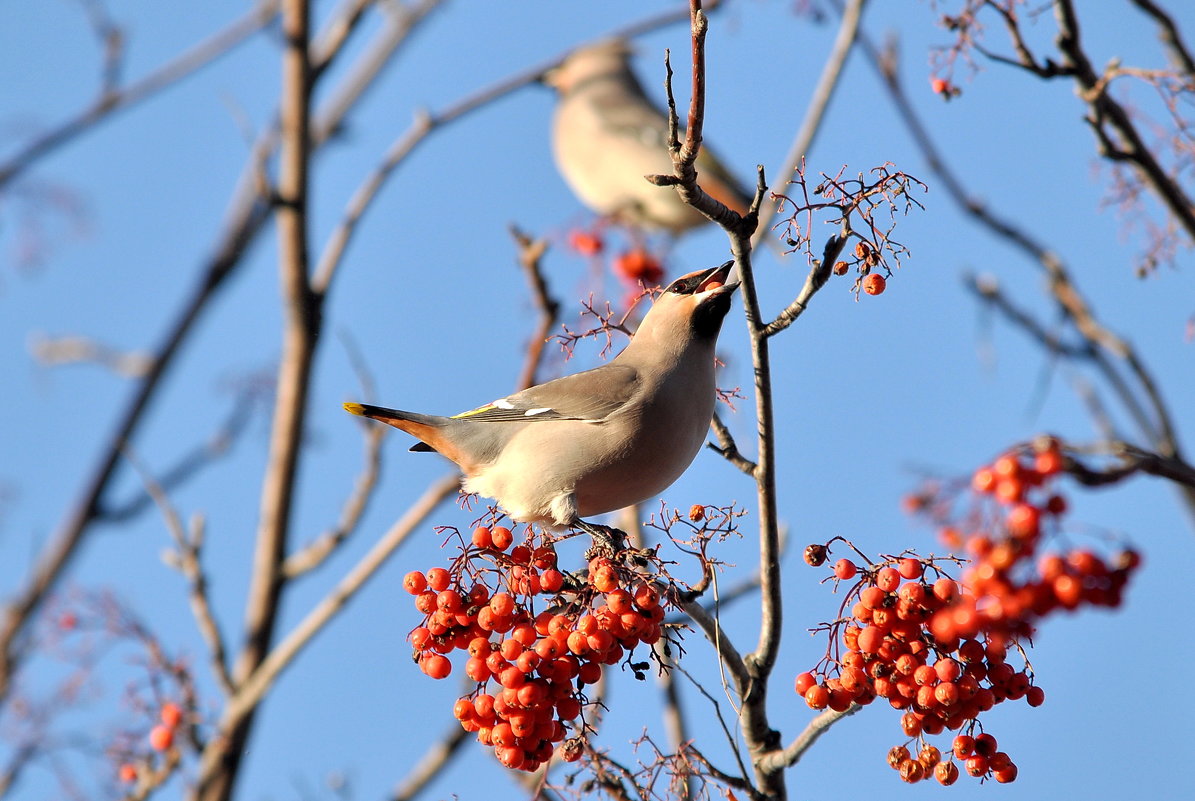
[509,226,561,392]
[762,234,843,337]
[1065,440,1195,489]
[1053,0,1195,239]
[281,421,385,579]
[124,452,235,696]
[195,473,460,797]
[760,706,860,772]
[1129,0,1195,74]
[0,1,280,190]
[389,722,472,801]
[707,412,757,475]
[858,19,1195,525]
[0,0,436,709]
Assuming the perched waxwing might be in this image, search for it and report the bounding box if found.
[344,262,739,532]
[545,39,751,234]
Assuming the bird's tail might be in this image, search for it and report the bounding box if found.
[342,402,445,453]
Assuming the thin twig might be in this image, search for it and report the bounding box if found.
[0,1,280,189]
[759,706,859,772]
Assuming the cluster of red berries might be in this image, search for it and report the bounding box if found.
[116,701,184,783]
[567,228,665,288]
[796,551,1030,784]
[923,438,1140,647]
[404,525,669,772]
[798,437,1141,784]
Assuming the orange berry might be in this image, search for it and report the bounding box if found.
[953,734,975,758]
[795,671,817,696]
[402,571,428,595]
[489,592,515,617]
[888,745,911,769]
[930,77,950,94]
[898,558,923,580]
[613,249,664,285]
[1035,450,1063,476]
[993,763,1018,783]
[972,467,997,493]
[934,761,959,785]
[863,273,886,295]
[426,567,451,592]
[490,526,514,551]
[804,684,830,709]
[540,569,565,594]
[421,653,452,679]
[471,526,493,548]
[965,754,989,777]
[1006,503,1041,538]
[148,724,174,752]
[834,559,858,580]
[568,229,603,256]
[876,567,900,592]
[118,763,137,783]
[160,702,183,729]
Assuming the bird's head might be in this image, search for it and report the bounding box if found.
[630,261,740,352]
[541,38,635,95]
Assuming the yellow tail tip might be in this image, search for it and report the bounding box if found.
[343,402,366,416]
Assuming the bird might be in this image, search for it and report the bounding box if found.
[343,261,739,535]
[544,38,752,235]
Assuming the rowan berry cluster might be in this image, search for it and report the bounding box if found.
[797,552,1027,784]
[116,701,185,783]
[798,437,1141,785]
[917,437,1140,643]
[404,525,670,773]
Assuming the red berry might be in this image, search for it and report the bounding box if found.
[934,761,959,785]
[402,571,428,595]
[426,567,451,592]
[931,77,950,94]
[118,763,138,783]
[804,684,830,709]
[471,526,493,548]
[876,567,901,592]
[148,725,174,751]
[421,654,452,679]
[898,558,923,580]
[160,702,183,729]
[613,250,664,285]
[490,526,514,551]
[568,230,604,256]
[834,559,858,580]
[795,671,817,696]
[862,273,886,295]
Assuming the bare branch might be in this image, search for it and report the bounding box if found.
[196,473,460,795]
[1128,0,1195,74]
[707,412,757,475]
[0,1,280,189]
[389,723,472,801]
[759,707,859,772]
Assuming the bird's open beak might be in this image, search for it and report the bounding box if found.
[696,261,739,295]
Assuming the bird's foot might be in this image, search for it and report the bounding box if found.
[574,519,628,558]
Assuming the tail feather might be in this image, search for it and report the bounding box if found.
[342,402,474,470]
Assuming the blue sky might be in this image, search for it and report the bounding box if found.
[2,1,1193,799]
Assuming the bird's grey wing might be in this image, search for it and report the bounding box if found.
[450,363,641,423]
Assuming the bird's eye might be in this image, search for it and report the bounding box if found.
[668,282,685,294]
